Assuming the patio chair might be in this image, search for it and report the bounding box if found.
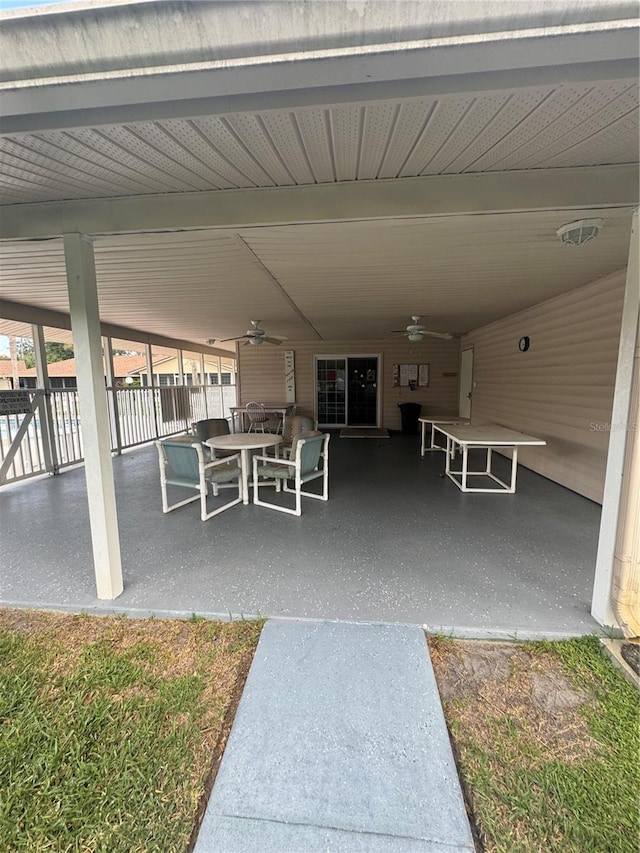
[252,432,330,516]
[280,414,317,457]
[156,438,242,521]
[192,417,235,459]
[245,401,270,433]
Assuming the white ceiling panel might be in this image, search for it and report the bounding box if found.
[190,116,276,187]
[238,209,633,339]
[0,209,633,348]
[295,110,335,184]
[1,80,636,206]
[224,113,296,186]
[357,101,399,180]
[377,99,436,179]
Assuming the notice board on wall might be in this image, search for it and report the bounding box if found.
[392,364,429,388]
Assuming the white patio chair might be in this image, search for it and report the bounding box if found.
[156,438,242,521]
[280,414,317,457]
[245,401,269,433]
[192,417,235,459]
[252,432,329,516]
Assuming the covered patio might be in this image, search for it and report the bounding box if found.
[1,1,638,638]
[1,433,600,637]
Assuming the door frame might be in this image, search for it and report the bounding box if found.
[314,353,382,428]
[458,347,474,419]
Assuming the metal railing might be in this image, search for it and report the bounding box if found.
[0,383,237,486]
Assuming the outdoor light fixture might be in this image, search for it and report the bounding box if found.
[556,218,604,246]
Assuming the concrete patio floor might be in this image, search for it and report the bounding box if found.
[0,432,602,637]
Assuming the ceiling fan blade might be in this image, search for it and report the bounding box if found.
[262,336,285,345]
[422,330,454,340]
[219,334,249,342]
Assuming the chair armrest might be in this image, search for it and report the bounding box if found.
[204,453,241,470]
[253,454,294,469]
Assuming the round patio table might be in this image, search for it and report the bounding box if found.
[205,433,283,505]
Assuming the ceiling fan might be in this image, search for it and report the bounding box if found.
[389,316,454,342]
[208,320,288,347]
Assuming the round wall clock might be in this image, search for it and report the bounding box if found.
[519,336,530,352]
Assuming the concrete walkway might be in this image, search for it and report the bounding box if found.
[195,620,475,853]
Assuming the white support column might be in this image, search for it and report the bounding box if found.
[145,343,154,387]
[32,323,59,474]
[145,342,159,437]
[176,349,184,385]
[103,336,123,455]
[200,353,208,417]
[64,233,123,600]
[592,209,640,627]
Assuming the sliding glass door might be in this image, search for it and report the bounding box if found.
[316,358,346,426]
[316,356,380,428]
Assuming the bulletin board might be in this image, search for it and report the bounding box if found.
[392,363,429,388]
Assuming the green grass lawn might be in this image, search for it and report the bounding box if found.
[0,610,262,853]
[429,635,640,853]
[3,611,637,853]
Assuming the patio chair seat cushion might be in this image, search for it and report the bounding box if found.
[165,474,201,489]
[208,464,241,484]
[257,464,323,484]
[257,463,291,480]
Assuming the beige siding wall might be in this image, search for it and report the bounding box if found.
[461,270,626,503]
[238,338,460,430]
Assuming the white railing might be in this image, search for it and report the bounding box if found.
[51,389,84,469]
[0,383,237,486]
[0,391,47,482]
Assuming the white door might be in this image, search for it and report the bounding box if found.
[459,349,474,419]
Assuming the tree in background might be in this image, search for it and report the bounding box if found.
[16,339,74,369]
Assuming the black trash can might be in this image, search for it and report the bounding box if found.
[397,402,422,435]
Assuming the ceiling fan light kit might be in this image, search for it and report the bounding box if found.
[210,320,288,347]
[390,315,454,342]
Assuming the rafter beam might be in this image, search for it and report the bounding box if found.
[0,166,637,241]
[0,298,232,358]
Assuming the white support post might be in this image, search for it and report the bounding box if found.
[592,209,640,627]
[176,349,184,384]
[64,233,123,600]
[103,336,123,455]
[145,343,154,387]
[32,323,59,474]
[145,342,160,438]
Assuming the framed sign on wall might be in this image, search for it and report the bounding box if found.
[285,350,296,402]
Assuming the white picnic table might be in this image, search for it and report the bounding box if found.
[433,423,547,494]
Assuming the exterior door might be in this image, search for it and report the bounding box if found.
[316,356,380,428]
[459,348,474,419]
[316,358,347,426]
[346,357,378,426]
